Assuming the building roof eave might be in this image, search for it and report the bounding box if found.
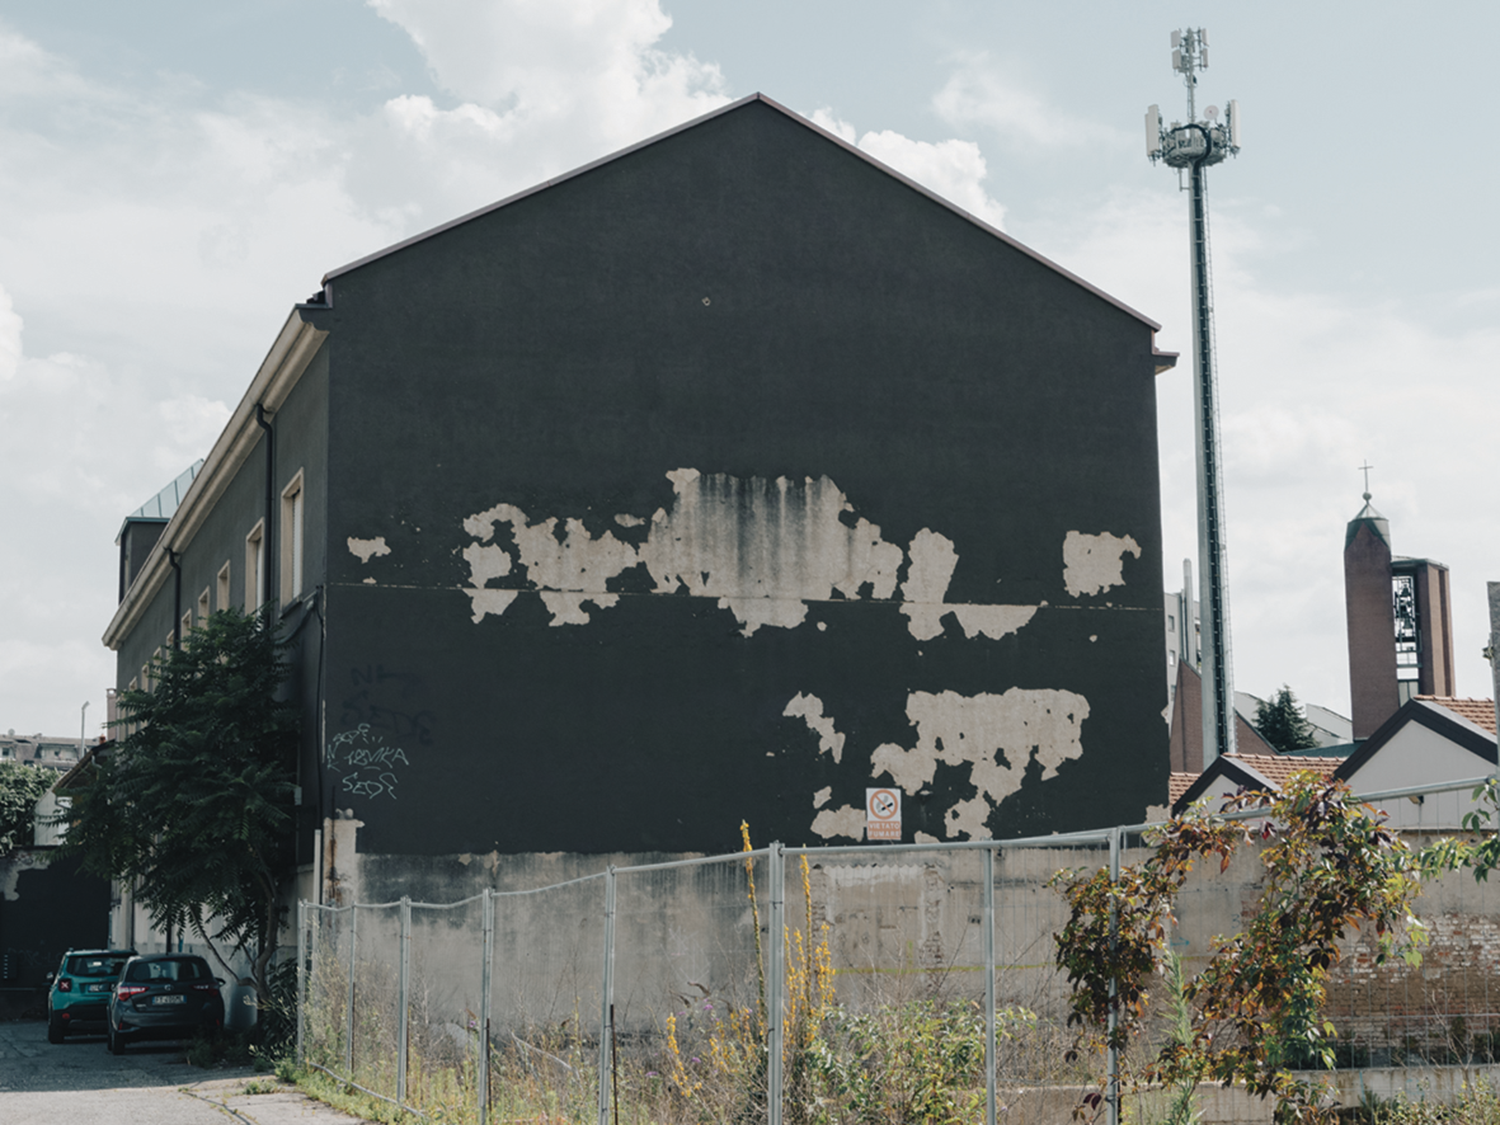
[102,309,328,651]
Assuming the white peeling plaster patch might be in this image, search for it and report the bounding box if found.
[462,543,512,587]
[466,589,520,623]
[347,536,391,564]
[460,471,1040,637]
[810,804,866,841]
[362,577,377,585]
[461,472,905,631]
[813,786,832,809]
[783,693,846,763]
[899,529,1036,641]
[539,591,620,626]
[645,471,903,634]
[899,529,959,640]
[1062,531,1141,598]
[951,605,1039,640]
[913,831,939,844]
[869,688,1090,840]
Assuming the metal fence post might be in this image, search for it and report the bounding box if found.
[296,901,307,1066]
[984,846,997,1125]
[346,906,357,1077]
[1107,827,1122,1125]
[598,866,617,1125]
[480,888,494,1125]
[767,842,785,1125]
[398,896,411,1106]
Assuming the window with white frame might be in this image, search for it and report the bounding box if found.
[198,588,211,625]
[245,521,266,611]
[280,469,304,605]
[217,562,231,612]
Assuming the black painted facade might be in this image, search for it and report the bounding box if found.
[109,96,1170,866]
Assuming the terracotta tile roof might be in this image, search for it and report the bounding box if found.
[1416,696,1497,734]
[1169,772,1199,806]
[1225,754,1343,788]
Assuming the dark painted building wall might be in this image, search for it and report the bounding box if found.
[311,98,1169,857]
[0,852,111,1016]
[111,96,1172,875]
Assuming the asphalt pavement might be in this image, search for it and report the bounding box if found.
[0,1019,371,1124]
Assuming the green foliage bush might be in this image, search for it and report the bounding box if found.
[60,607,299,1011]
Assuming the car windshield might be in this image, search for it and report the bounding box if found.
[126,958,209,983]
[66,956,129,978]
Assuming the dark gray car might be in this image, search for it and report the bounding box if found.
[106,954,225,1054]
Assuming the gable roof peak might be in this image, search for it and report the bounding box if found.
[320,93,1160,331]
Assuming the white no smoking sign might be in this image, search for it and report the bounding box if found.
[865,787,901,841]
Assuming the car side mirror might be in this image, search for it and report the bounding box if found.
[215,978,224,986]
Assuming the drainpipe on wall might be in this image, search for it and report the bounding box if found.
[254,404,275,609]
[167,548,182,648]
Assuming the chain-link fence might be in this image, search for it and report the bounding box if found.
[296,773,1500,1125]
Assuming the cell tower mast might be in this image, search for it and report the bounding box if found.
[1146,29,1241,766]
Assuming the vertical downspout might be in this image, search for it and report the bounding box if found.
[167,548,182,648]
[254,404,275,609]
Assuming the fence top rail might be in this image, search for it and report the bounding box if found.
[612,847,770,876]
[784,829,1114,858]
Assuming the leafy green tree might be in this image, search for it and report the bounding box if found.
[1254,684,1321,753]
[60,608,299,1008]
[0,763,53,855]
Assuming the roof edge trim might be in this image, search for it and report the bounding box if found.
[322,93,1163,332]
[102,310,328,650]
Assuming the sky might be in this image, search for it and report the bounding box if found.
[2,0,1497,739]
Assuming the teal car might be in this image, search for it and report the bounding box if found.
[46,949,135,1043]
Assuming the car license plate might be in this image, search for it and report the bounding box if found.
[152,994,186,1005]
[88,983,110,992]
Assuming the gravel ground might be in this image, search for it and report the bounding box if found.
[0,1019,371,1124]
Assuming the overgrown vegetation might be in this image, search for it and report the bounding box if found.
[0,762,52,855]
[60,607,299,1011]
[1053,773,1426,1123]
[298,822,1052,1125]
[1053,775,1500,1124]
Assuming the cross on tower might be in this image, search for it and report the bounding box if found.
[1359,461,1374,500]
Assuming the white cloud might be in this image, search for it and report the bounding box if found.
[807,105,1008,231]
[0,7,735,733]
[855,130,1007,230]
[360,0,730,221]
[810,107,856,144]
[0,287,19,381]
[932,55,1127,151]
[1021,189,1500,717]
[0,282,232,735]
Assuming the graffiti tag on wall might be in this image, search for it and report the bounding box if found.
[325,724,410,800]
